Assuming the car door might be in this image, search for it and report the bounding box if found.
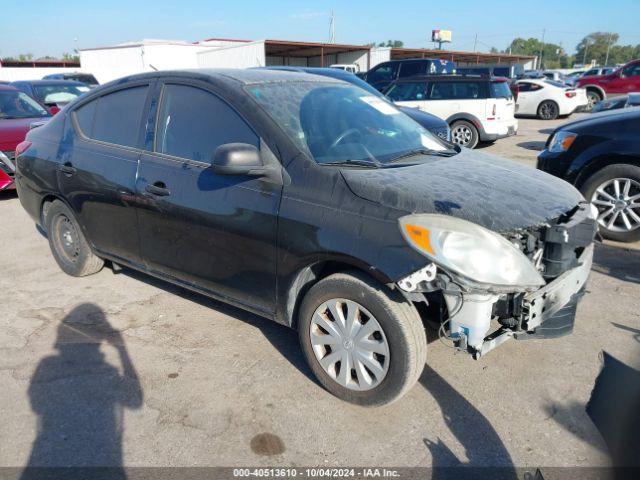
[615,63,640,94]
[59,81,152,264]
[422,81,461,120]
[135,80,282,315]
[515,81,542,115]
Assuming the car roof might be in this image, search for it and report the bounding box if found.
[0,84,19,91]
[103,68,344,88]
[394,74,503,82]
[11,79,87,86]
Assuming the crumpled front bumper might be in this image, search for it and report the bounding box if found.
[442,243,594,358]
[516,243,593,339]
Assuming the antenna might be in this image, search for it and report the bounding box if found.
[329,11,336,44]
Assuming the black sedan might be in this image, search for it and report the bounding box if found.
[15,69,595,405]
[538,107,640,242]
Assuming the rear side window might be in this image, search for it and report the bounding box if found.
[367,63,399,83]
[490,81,513,99]
[74,86,148,148]
[427,81,484,100]
[399,61,426,78]
[386,82,427,101]
[155,84,258,162]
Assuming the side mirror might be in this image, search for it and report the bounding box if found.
[211,143,264,176]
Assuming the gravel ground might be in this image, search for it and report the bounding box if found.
[0,116,638,471]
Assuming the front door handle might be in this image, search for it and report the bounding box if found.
[145,181,171,197]
[59,162,76,175]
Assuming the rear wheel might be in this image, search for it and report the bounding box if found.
[298,271,427,406]
[537,100,559,120]
[46,200,104,276]
[581,164,640,242]
[585,90,602,112]
[450,120,479,149]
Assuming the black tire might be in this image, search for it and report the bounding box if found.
[537,100,559,120]
[45,200,104,276]
[298,271,427,406]
[450,120,479,149]
[580,164,640,243]
[585,90,602,112]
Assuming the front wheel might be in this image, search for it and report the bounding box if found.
[298,271,427,406]
[450,120,479,149]
[581,164,640,242]
[46,200,104,276]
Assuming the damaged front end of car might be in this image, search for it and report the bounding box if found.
[395,203,598,359]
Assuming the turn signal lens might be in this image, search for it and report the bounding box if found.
[404,224,434,254]
[548,131,577,153]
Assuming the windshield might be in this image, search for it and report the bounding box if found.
[33,84,90,104]
[0,90,49,119]
[248,81,449,165]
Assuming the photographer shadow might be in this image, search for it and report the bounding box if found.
[21,303,143,480]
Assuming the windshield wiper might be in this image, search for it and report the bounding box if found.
[389,147,458,162]
[321,159,381,168]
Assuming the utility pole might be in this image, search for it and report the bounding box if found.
[604,32,613,66]
[538,28,546,70]
[582,40,590,66]
[473,33,478,52]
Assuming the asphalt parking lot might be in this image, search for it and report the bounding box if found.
[1,115,639,470]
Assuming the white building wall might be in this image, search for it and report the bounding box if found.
[368,47,391,69]
[336,50,370,72]
[0,66,81,82]
[80,46,145,84]
[197,41,266,68]
[80,43,214,84]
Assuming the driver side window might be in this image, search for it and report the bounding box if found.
[155,84,258,163]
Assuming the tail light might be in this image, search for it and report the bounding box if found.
[49,105,61,115]
[565,91,577,98]
[16,141,32,157]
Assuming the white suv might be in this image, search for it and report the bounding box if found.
[385,75,517,148]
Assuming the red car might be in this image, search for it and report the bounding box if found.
[577,59,640,110]
[0,85,50,190]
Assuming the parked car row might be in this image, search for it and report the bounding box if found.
[14,69,598,406]
[0,73,99,190]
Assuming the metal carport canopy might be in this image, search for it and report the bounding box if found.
[390,47,535,64]
[264,39,370,67]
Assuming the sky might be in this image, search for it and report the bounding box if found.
[1,0,639,58]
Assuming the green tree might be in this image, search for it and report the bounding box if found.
[575,32,620,65]
[376,40,404,48]
[506,38,569,69]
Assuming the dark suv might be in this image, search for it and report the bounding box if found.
[360,58,456,92]
[16,69,595,406]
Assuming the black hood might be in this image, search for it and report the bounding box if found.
[340,149,584,233]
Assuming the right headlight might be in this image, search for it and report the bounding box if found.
[548,131,577,152]
[399,214,545,290]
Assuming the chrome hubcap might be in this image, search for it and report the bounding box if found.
[310,298,390,391]
[591,178,640,232]
[451,125,472,146]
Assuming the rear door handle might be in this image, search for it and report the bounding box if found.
[145,181,171,197]
[59,163,76,175]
